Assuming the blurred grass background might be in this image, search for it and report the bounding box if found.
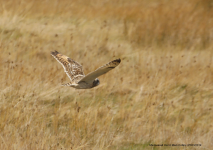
[0,0,213,149]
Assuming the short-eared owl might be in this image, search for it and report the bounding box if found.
[51,51,121,89]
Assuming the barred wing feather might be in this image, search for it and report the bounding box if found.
[51,50,85,83]
[78,59,121,84]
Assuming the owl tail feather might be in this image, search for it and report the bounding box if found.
[61,82,73,86]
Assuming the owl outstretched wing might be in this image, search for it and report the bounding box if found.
[51,50,85,83]
[78,59,121,84]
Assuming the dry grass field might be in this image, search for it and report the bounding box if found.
[1,0,213,149]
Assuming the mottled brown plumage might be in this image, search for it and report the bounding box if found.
[51,50,121,89]
[51,50,84,83]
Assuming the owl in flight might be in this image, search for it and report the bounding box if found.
[51,51,121,89]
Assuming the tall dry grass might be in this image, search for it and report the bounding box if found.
[0,0,213,149]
